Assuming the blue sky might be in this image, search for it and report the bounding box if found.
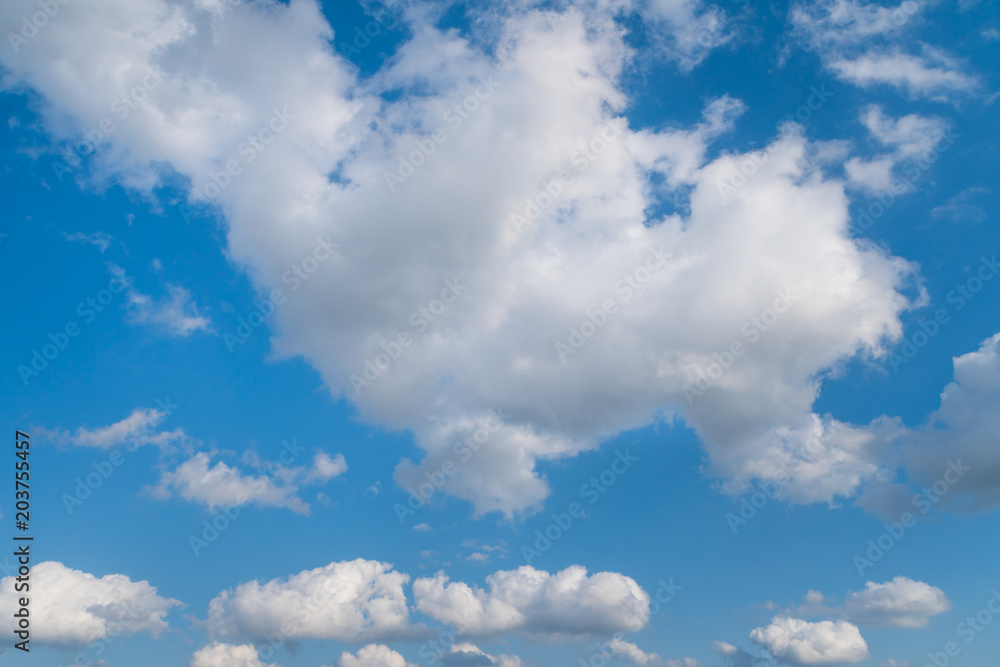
[1,0,1000,666]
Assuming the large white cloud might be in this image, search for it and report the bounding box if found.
[413,565,649,638]
[844,577,950,628]
[750,617,869,666]
[207,559,415,642]
[0,0,922,516]
[0,561,181,646]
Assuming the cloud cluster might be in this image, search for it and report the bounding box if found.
[0,561,181,646]
[844,577,950,628]
[0,0,943,518]
[413,565,649,638]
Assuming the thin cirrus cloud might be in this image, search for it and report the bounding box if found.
[791,0,980,100]
[38,406,185,450]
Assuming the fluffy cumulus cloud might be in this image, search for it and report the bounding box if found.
[413,565,649,638]
[207,559,414,642]
[750,617,869,666]
[0,561,181,646]
[441,643,524,667]
[149,445,347,513]
[791,0,980,100]
[844,577,950,627]
[190,643,279,667]
[149,451,312,513]
[0,0,926,516]
[334,643,415,667]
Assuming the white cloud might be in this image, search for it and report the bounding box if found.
[124,281,212,336]
[304,451,348,483]
[845,577,950,628]
[413,565,649,638]
[750,617,869,666]
[207,559,414,642]
[608,637,700,666]
[149,451,311,514]
[334,644,415,667]
[881,660,912,667]
[828,50,979,99]
[190,643,279,667]
[151,444,349,513]
[441,643,524,667]
[64,230,114,252]
[791,0,979,100]
[0,561,181,646]
[40,407,183,449]
[845,106,949,193]
[714,641,756,667]
[0,0,923,515]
